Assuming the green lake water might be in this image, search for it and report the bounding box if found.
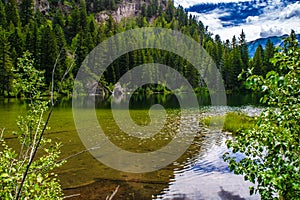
[0,94,261,199]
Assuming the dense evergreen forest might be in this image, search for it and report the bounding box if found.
[0,0,277,97]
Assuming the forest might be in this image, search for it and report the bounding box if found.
[0,0,277,97]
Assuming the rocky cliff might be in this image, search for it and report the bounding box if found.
[95,0,167,23]
[30,0,166,23]
[95,1,140,23]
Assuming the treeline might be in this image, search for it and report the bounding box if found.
[0,0,276,97]
[205,32,276,91]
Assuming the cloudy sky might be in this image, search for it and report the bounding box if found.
[174,0,300,42]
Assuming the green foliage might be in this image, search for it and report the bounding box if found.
[12,51,45,98]
[5,0,20,27]
[0,0,288,95]
[0,135,63,199]
[223,112,254,133]
[251,44,264,75]
[0,26,13,96]
[223,32,300,200]
[20,0,34,26]
[0,51,64,199]
[0,0,7,27]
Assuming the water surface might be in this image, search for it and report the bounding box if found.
[0,94,261,199]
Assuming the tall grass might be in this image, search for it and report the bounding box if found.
[202,112,255,134]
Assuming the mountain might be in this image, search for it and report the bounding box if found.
[248,34,300,57]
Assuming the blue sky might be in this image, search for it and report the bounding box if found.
[174,0,300,41]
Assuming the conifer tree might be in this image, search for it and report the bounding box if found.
[214,34,223,68]
[53,10,65,27]
[20,0,34,26]
[109,0,117,10]
[230,48,243,90]
[74,31,88,75]
[252,44,264,75]
[239,30,249,69]
[264,39,275,73]
[25,20,40,60]
[0,0,7,27]
[79,1,88,33]
[39,25,58,85]
[54,24,68,79]
[221,39,232,89]
[8,27,24,62]
[5,0,20,27]
[229,36,243,90]
[70,6,81,39]
[0,27,13,96]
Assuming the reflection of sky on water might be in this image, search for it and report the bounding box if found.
[155,131,260,200]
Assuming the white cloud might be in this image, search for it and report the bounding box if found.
[189,9,230,31]
[188,1,300,41]
[260,26,283,38]
[174,0,252,8]
[209,17,300,41]
[279,2,300,19]
[246,16,259,23]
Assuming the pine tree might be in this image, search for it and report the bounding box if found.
[8,27,24,62]
[105,15,116,36]
[221,40,232,89]
[54,24,68,79]
[69,6,81,39]
[252,44,264,75]
[231,35,237,49]
[165,0,174,22]
[230,47,243,90]
[39,25,58,85]
[34,9,47,26]
[109,0,117,10]
[20,0,34,26]
[226,36,243,91]
[141,4,147,17]
[25,20,40,60]
[5,0,20,27]
[53,10,65,27]
[284,30,298,53]
[79,1,88,33]
[74,31,88,75]
[0,27,13,96]
[264,39,275,73]
[0,0,7,27]
[214,34,223,68]
[239,30,249,69]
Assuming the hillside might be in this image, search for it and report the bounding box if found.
[0,0,297,97]
[30,0,168,22]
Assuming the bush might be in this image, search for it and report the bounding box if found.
[223,32,300,199]
[0,52,64,199]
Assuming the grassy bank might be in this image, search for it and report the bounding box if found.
[202,112,255,134]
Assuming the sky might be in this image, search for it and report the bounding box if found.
[174,0,300,42]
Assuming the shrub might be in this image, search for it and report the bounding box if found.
[223,32,300,199]
[0,51,64,199]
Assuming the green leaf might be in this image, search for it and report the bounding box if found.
[37,175,43,183]
[1,173,9,178]
[249,186,254,195]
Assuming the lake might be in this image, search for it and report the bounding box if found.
[0,94,261,200]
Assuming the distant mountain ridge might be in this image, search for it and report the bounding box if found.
[248,34,300,57]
